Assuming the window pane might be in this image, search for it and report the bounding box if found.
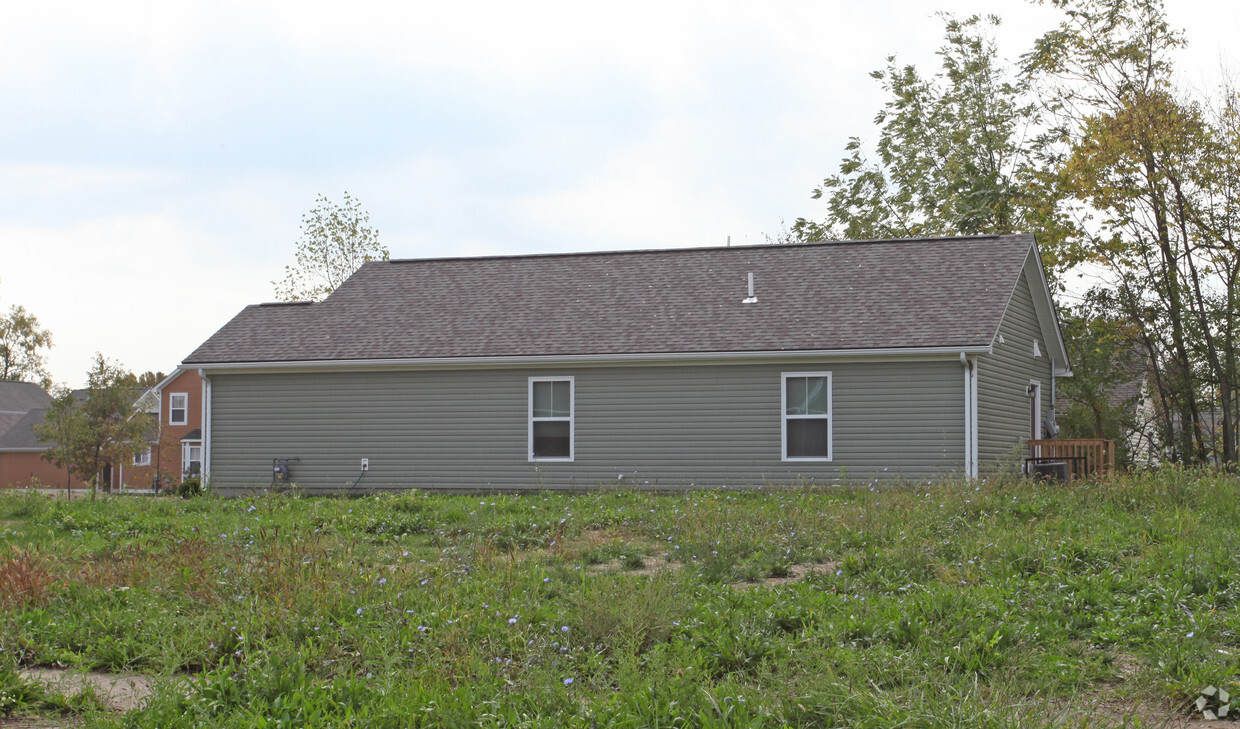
[804,377,828,415]
[533,381,554,418]
[551,381,571,417]
[787,418,829,458]
[533,420,571,458]
[786,377,807,415]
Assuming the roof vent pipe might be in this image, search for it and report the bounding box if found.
[741,272,757,304]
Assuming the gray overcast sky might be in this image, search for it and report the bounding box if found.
[2,0,1236,387]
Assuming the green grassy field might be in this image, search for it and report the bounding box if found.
[1,469,1237,727]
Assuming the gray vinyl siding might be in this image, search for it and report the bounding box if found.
[206,359,966,494]
[976,270,1054,474]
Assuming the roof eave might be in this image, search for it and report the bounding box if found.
[187,345,995,374]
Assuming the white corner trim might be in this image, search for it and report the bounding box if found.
[962,356,979,479]
[201,371,212,484]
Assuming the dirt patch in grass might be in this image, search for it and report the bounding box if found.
[1063,697,1217,729]
[585,554,679,577]
[0,719,76,729]
[0,719,75,729]
[1109,652,1143,680]
[19,668,155,713]
[1053,664,1218,729]
[731,561,842,590]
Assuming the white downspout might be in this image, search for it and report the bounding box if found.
[961,352,979,480]
[971,358,979,477]
[198,369,212,485]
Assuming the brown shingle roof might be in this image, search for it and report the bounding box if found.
[184,235,1036,365]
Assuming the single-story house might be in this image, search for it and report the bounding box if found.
[183,234,1071,494]
[0,381,88,490]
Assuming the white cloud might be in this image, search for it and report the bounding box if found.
[0,163,171,200]
[0,215,268,387]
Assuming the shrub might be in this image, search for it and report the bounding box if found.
[178,477,203,499]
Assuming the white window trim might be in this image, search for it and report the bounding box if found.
[169,392,189,426]
[528,376,574,462]
[182,441,203,476]
[782,372,833,462]
[133,447,152,467]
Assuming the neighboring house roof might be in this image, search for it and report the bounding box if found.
[0,380,53,414]
[0,407,49,451]
[0,384,163,452]
[1055,343,1147,418]
[0,381,52,447]
[186,234,1067,369]
[1106,372,1145,411]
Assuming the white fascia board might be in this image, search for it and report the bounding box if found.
[188,345,994,375]
[134,367,184,412]
[1023,246,1072,377]
[150,368,185,393]
[991,244,1072,378]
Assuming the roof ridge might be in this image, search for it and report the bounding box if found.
[383,234,1025,266]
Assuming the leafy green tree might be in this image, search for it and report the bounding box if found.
[0,302,53,389]
[1022,0,1240,462]
[793,15,1042,246]
[34,354,153,498]
[136,371,165,389]
[1055,292,1150,464]
[37,387,84,495]
[273,192,389,302]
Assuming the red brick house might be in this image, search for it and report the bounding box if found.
[0,381,89,491]
[120,368,205,491]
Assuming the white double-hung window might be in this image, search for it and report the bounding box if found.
[782,372,832,461]
[169,393,188,426]
[529,377,573,461]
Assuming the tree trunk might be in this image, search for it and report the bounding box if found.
[1146,151,1207,462]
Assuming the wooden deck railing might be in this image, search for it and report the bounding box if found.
[1027,438,1116,480]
